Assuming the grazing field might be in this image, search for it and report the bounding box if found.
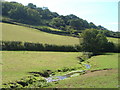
[88,53,118,70]
[1,22,119,88]
[107,37,118,44]
[1,23,118,46]
[49,53,118,88]
[2,51,81,83]
[1,23,79,45]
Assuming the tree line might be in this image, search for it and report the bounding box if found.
[2,1,119,38]
[1,40,119,53]
[80,29,119,54]
[2,1,111,32]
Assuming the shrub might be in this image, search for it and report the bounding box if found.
[1,41,78,52]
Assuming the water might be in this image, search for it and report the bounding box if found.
[45,64,90,82]
[84,64,91,69]
[45,76,68,82]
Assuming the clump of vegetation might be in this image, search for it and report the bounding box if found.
[2,75,51,88]
[80,29,117,54]
[2,0,115,38]
[1,41,80,52]
[78,52,93,62]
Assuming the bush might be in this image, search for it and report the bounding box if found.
[2,75,50,88]
[1,41,79,52]
[1,41,24,50]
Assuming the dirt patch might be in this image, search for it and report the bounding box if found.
[90,68,112,72]
[83,68,118,77]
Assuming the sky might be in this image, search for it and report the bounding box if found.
[4,0,119,32]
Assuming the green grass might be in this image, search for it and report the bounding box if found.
[1,22,119,88]
[88,53,118,70]
[48,53,118,88]
[107,37,119,44]
[35,26,63,31]
[49,69,118,88]
[1,23,79,45]
[2,51,81,83]
[1,23,118,46]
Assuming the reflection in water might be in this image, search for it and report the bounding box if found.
[84,64,91,69]
[45,64,90,82]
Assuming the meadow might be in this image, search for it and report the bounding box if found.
[1,23,79,46]
[107,37,118,44]
[1,23,118,46]
[2,51,81,83]
[49,53,118,88]
[1,22,119,88]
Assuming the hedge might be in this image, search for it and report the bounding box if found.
[1,41,81,52]
[1,41,119,52]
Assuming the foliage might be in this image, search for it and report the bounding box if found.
[2,75,51,88]
[1,1,108,34]
[1,41,81,52]
[49,17,65,29]
[80,29,116,54]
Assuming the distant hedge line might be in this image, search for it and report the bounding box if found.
[1,41,81,52]
[0,41,119,52]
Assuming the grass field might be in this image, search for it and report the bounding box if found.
[88,53,118,70]
[2,51,81,83]
[1,23,118,46]
[49,53,118,88]
[1,22,119,88]
[1,23,79,45]
[107,37,118,44]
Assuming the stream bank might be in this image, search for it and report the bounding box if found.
[45,64,91,83]
[2,63,90,88]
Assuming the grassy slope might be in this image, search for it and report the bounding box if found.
[49,53,118,88]
[107,37,118,44]
[1,23,118,46]
[88,53,118,70]
[2,51,81,83]
[1,23,79,45]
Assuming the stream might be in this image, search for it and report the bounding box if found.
[45,64,90,82]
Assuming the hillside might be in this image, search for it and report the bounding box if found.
[2,1,120,38]
[1,23,118,46]
[1,23,79,45]
[1,1,119,89]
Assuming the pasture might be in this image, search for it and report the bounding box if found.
[2,51,81,83]
[1,23,118,46]
[49,53,118,88]
[1,23,79,46]
[1,22,119,88]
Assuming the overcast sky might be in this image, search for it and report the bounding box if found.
[5,0,119,32]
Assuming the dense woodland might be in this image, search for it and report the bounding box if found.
[1,1,120,38]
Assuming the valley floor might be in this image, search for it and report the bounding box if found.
[1,51,81,83]
[1,51,119,88]
[48,53,118,88]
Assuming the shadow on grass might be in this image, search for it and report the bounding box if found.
[28,70,52,77]
[100,53,114,55]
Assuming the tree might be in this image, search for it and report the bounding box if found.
[80,29,109,54]
[49,17,65,28]
[27,3,36,9]
[89,22,97,29]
